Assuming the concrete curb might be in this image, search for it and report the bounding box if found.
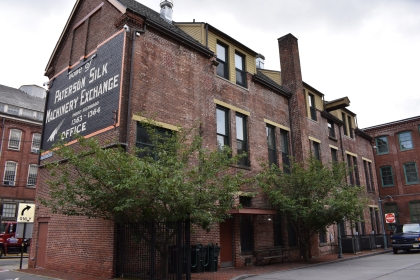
[232,249,392,280]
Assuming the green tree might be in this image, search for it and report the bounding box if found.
[41,120,246,274]
[256,156,367,261]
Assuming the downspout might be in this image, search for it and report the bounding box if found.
[0,118,5,160]
[126,25,146,151]
[38,89,51,166]
[287,98,294,157]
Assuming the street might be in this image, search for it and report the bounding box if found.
[246,251,420,280]
[0,256,53,280]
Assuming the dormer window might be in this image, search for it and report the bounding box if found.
[235,52,246,87]
[216,42,229,79]
[308,93,317,121]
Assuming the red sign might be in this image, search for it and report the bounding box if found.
[385,213,396,223]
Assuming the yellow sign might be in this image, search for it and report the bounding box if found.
[17,203,36,223]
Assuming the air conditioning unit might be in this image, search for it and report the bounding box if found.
[4,180,15,186]
[31,148,39,154]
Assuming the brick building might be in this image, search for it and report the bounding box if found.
[0,84,45,221]
[364,116,420,231]
[30,0,380,277]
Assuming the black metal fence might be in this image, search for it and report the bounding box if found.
[116,221,191,280]
[340,234,390,253]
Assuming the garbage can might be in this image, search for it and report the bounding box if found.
[205,243,220,272]
[191,244,205,273]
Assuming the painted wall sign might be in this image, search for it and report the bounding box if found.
[41,32,125,152]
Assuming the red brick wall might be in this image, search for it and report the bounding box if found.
[365,117,420,228]
[0,118,40,204]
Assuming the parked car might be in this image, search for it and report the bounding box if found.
[391,223,420,254]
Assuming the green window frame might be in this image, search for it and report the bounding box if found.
[380,166,394,187]
[398,131,414,151]
[375,136,389,155]
[403,162,419,184]
[312,141,320,160]
[409,201,420,223]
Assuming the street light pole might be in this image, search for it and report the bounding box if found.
[378,197,388,249]
[337,222,343,258]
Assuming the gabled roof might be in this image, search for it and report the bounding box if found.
[254,70,291,98]
[0,84,45,112]
[46,0,212,73]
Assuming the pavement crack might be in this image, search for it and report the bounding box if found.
[369,261,420,279]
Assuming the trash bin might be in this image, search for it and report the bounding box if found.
[205,243,221,272]
[191,244,205,273]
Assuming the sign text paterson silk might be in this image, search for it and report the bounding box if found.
[41,32,124,152]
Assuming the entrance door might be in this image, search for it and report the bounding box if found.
[220,219,233,267]
[36,222,49,268]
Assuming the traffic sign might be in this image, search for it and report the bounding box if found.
[385,213,396,223]
[17,203,35,223]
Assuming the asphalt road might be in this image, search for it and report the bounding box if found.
[0,256,53,280]
[246,251,420,280]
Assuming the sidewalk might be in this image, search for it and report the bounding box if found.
[17,249,391,280]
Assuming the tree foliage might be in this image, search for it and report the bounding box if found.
[41,120,246,231]
[256,156,368,261]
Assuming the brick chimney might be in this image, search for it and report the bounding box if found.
[278,34,308,162]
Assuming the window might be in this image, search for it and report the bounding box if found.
[1,204,17,218]
[380,166,394,187]
[353,157,360,186]
[347,155,354,185]
[280,129,290,173]
[319,229,327,244]
[308,93,317,121]
[409,201,420,223]
[342,113,348,136]
[288,224,298,247]
[363,160,373,191]
[31,133,41,153]
[235,52,246,87]
[368,162,375,191]
[328,121,335,138]
[8,129,22,150]
[7,105,19,115]
[239,196,252,208]
[240,215,254,252]
[136,123,172,160]
[331,148,338,162]
[0,103,5,112]
[27,164,38,187]
[370,207,381,234]
[216,107,229,149]
[3,161,17,186]
[312,141,320,160]
[375,136,389,154]
[22,109,33,118]
[266,125,277,166]
[216,42,229,79]
[236,114,249,166]
[398,131,413,151]
[347,116,353,138]
[273,215,284,247]
[403,162,419,184]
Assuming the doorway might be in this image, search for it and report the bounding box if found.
[36,222,48,268]
[219,218,234,267]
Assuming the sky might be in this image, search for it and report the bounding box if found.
[0,0,419,128]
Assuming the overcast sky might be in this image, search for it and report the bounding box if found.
[1,0,419,128]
